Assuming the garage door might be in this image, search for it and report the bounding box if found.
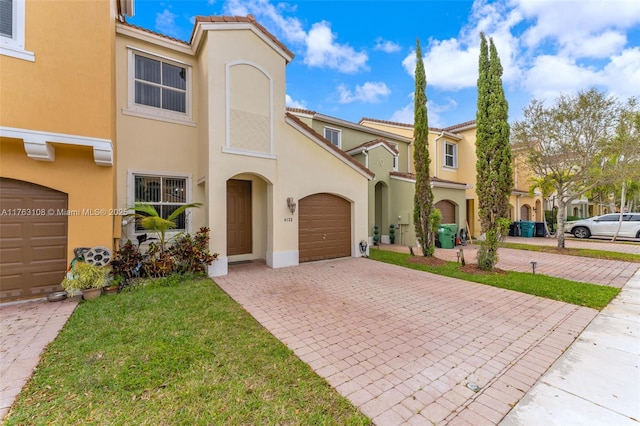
[435,200,455,223]
[0,178,68,301]
[299,193,351,262]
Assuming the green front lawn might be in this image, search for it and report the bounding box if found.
[369,250,619,310]
[500,242,640,263]
[5,277,370,425]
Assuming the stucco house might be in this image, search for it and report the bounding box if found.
[115,16,372,277]
[287,109,472,246]
[0,0,132,301]
[359,118,541,238]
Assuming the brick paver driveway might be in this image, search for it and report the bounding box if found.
[216,258,597,425]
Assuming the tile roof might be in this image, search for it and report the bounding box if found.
[118,21,190,45]
[348,138,399,155]
[193,15,294,59]
[389,172,468,187]
[443,120,476,132]
[119,15,294,59]
[359,117,414,128]
[285,113,375,179]
[360,117,477,134]
[286,107,317,116]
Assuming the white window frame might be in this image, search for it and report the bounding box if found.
[324,126,341,148]
[1,0,35,61]
[443,141,458,169]
[123,48,194,126]
[127,170,194,238]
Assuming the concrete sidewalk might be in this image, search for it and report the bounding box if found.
[501,268,640,425]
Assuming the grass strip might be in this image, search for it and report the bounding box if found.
[500,242,640,263]
[5,277,370,425]
[369,250,619,311]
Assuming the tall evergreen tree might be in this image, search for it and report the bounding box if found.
[413,39,436,256]
[475,33,513,270]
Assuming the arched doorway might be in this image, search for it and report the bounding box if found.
[520,204,531,221]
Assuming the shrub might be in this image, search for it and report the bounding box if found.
[169,227,218,274]
[111,228,218,283]
[110,240,143,283]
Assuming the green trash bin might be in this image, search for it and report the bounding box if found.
[520,221,535,238]
[437,224,458,249]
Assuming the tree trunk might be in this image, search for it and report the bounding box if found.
[612,180,627,242]
[556,199,567,248]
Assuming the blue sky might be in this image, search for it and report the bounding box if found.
[129,0,640,128]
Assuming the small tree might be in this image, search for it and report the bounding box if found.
[413,39,436,256]
[132,202,202,251]
[512,89,619,248]
[475,33,512,270]
[603,97,640,240]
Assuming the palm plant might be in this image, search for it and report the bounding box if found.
[132,202,202,251]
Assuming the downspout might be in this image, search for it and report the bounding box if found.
[434,131,445,178]
[363,149,369,169]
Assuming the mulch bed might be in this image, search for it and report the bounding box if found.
[406,256,448,266]
[406,255,507,275]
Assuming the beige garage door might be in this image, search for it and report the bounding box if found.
[0,178,68,301]
[435,200,455,224]
[299,193,351,262]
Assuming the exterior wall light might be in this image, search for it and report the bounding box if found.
[287,197,296,214]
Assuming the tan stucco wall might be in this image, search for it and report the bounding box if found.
[114,33,205,241]
[114,24,369,275]
[0,0,116,263]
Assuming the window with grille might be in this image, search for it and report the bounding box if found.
[134,175,188,232]
[134,54,186,113]
[324,127,341,147]
[444,141,458,168]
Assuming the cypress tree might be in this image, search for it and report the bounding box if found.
[413,39,435,256]
[475,33,513,270]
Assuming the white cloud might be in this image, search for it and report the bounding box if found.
[390,103,413,124]
[403,40,480,91]
[602,47,640,99]
[336,82,390,104]
[559,31,627,59]
[305,22,368,73]
[515,0,640,55]
[403,0,639,108]
[155,9,180,38]
[522,55,601,100]
[224,0,368,73]
[224,0,307,43]
[389,96,456,128]
[374,38,401,53]
[285,94,307,109]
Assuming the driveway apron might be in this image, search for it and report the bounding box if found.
[215,258,597,425]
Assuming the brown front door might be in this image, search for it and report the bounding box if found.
[227,179,252,256]
[299,193,351,262]
[0,178,68,301]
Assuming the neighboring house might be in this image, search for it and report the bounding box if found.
[115,15,372,277]
[359,118,541,238]
[288,110,470,246]
[0,0,132,301]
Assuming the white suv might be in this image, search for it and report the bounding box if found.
[565,213,640,239]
